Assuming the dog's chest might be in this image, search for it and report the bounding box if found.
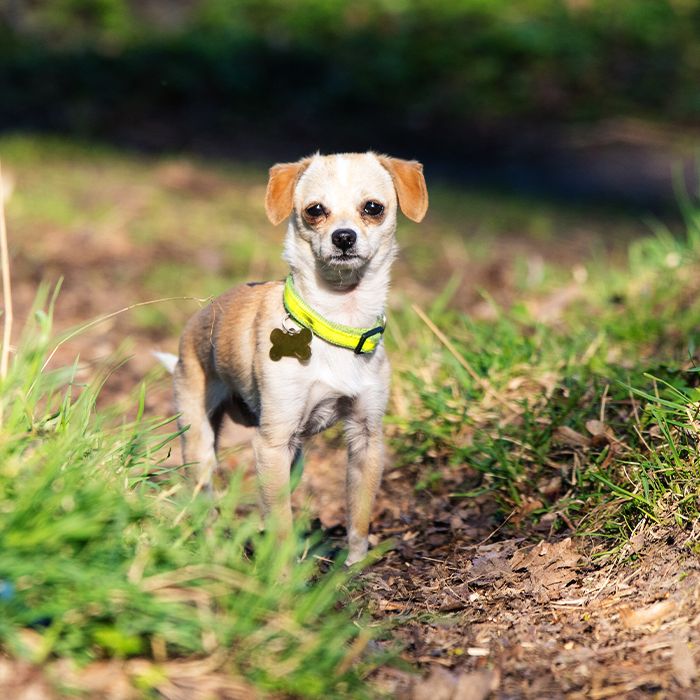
[312,340,374,390]
[297,341,380,435]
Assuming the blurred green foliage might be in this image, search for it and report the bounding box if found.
[1,0,699,141]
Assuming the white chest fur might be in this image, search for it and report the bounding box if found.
[235,310,389,433]
[295,339,386,433]
[309,339,380,395]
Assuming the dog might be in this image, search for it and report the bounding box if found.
[159,152,428,565]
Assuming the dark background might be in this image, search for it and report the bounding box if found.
[2,0,700,207]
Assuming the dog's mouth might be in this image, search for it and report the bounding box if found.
[326,252,366,267]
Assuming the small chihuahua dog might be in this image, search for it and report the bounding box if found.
[161,152,428,564]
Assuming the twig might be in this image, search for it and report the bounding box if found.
[475,508,516,548]
[411,303,517,412]
[0,159,13,383]
[599,382,609,422]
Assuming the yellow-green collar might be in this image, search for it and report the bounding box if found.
[283,275,386,354]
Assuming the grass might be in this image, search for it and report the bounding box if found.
[389,215,700,553]
[1,133,699,695]
[0,293,378,697]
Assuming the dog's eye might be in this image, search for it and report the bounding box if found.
[363,201,384,217]
[305,203,326,218]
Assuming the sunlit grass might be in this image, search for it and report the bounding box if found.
[0,294,378,697]
[390,217,700,554]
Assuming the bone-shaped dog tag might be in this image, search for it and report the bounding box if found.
[269,326,312,362]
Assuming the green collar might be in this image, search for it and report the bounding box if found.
[283,275,386,354]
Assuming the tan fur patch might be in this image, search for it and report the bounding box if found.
[265,158,311,225]
[378,156,429,223]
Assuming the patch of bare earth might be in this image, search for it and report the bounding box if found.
[350,465,700,699]
[238,438,699,699]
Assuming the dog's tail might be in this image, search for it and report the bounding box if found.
[152,351,179,374]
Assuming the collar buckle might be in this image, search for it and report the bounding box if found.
[354,324,385,354]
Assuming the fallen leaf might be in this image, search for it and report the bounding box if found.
[552,426,590,447]
[469,550,513,586]
[619,599,677,628]
[585,419,607,436]
[512,497,544,525]
[585,419,616,448]
[628,530,645,554]
[510,538,580,601]
[539,476,563,496]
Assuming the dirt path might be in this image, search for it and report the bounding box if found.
[204,424,700,698]
[276,442,698,699]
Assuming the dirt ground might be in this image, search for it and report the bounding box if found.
[3,157,699,699]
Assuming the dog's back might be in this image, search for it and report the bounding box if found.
[176,280,283,419]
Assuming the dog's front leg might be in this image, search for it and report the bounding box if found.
[252,429,297,537]
[345,416,385,565]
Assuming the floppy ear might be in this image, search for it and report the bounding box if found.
[378,156,429,223]
[265,159,310,225]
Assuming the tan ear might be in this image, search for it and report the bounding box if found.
[378,156,429,223]
[265,159,310,225]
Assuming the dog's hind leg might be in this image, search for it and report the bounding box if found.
[173,358,223,493]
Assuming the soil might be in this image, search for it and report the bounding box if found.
[288,442,700,700]
[2,161,699,700]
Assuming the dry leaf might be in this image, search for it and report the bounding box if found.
[619,599,676,628]
[628,530,645,554]
[510,538,580,602]
[585,419,607,436]
[539,476,563,496]
[552,426,590,447]
[585,419,615,448]
[469,550,513,585]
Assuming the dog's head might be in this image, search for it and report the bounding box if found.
[265,152,428,283]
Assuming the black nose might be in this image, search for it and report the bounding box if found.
[331,228,357,252]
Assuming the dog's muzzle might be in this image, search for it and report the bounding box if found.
[331,228,357,253]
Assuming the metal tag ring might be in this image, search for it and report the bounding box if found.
[281,313,302,334]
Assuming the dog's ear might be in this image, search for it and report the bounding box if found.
[265,159,310,225]
[378,156,429,223]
